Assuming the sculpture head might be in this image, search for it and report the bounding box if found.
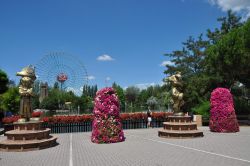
[168,75,177,84]
[16,65,36,80]
[17,65,36,96]
[175,72,182,79]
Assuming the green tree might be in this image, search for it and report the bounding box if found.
[207,10,242,44]
[164,34,209,76]
[33,80,41,95]
[80,95,93,113]
[162,10,248,115]
[8,80,16,88]
[163,34,210,110]
[0,69,9,94]
[157,91,171,111]
[40,88,60,110]
[80,84,97,113]
[32,94,40,110]
[125,86,140,112]
[0,87,20,114]
[53,82,59,89]
[163,11,244,111]
[82,84,98,98]
[205,20,250,88]
[40,96,59,110]
[112,82,125,112]
[137,89,150,108]
[146,96,158,110]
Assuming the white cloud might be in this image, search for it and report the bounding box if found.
[65,87,82,96]
[105,77,111,81]
[160,60,174,67]
[124,82,167,90]
[87,75,95,80]
[208,0,250,20]
[65,87,75,92]
[97,54,114,61]
[134,82,156,90]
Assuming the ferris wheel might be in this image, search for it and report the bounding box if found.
[35,52,88,96]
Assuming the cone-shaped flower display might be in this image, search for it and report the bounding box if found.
[209,88,239,132]
[91,87,125,143]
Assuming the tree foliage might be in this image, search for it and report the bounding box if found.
[39,84,96,113]
[0,87,20,114]
[163,10,250,114]
[82,84,98,98]
[207,10,242,44]
[164,34,210,110]
[112,82,125,112]
[125,86,140,104]
[206,19,250,88]
[0,69,9,94]
[146,96,158,110]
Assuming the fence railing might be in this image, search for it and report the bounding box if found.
[42,119,167,134]
[42,122,92,133]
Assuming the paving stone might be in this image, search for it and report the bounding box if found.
[0,127,250,166]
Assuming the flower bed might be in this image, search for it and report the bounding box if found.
[2,112,173,124]
[120,112,172,121]
[32,111,43,117]
[42,115,94,124]
[2,115,20,124]
[209,88,239,132]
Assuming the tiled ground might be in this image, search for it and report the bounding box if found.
[1,127,250,166]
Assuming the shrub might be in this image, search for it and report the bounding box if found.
[209,88,239,132]
[234,97,250,115]
[191,101,210,117]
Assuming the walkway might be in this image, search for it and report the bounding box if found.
[1,127,250,166]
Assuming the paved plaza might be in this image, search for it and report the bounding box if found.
[0,127,250,166]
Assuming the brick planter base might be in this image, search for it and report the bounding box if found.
[0,121,57,152]
[158,116,203,138]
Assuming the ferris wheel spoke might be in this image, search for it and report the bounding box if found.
[35,52,89,96]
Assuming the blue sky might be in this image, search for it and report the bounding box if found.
[0,0,249,90]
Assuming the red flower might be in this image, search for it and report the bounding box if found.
[41,115,93,124]
[120,113,130,120]
[32,111,43,117]
[2,115,20,124]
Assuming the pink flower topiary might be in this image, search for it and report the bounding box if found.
[209,88,239,132]
[91,87,125,143]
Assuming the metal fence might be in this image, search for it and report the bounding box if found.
[42,119,167,134]
[42,122,92,133]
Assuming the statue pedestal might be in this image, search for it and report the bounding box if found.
[158,116,203,138]
[0,121,57,152]
[193,115,202,127]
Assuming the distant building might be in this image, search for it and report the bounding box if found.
[39,82,48,103]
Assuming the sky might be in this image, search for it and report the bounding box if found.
[0,0,250,91]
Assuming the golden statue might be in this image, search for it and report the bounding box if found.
[168,72,184,116]
[16,65,36,122]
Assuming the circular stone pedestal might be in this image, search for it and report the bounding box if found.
[0,121,57,152]
[158,116,203,138]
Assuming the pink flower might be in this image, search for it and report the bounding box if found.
[91,87,125,144]
[209,88,239,132]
